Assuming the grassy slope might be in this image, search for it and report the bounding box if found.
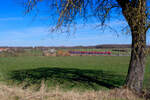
[0,56,149,91]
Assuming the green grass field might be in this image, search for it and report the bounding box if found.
[0,56,149,91]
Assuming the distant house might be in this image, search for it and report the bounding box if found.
[0,48,9,52]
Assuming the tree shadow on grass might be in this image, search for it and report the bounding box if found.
[9,67,125,90]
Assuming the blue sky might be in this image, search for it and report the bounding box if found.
[0,0,149,46]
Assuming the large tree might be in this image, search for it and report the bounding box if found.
[24,0,150,93]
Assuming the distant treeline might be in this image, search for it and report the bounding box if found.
[0,44,150,49]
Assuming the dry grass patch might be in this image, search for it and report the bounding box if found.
[0,82,143,100]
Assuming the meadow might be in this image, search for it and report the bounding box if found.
[0,56,149,91]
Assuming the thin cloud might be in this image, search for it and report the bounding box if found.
[0,17,23,21]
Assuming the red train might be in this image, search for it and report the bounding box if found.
[69,51,111,55]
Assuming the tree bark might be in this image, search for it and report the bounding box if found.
[118,0,147,93]
[126,29,146,93]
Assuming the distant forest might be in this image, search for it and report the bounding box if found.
[1,44,150,49]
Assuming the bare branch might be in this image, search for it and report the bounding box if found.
[23,0,120,31]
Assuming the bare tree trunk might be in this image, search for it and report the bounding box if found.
[118,0,147,93]
[126,28,146,93]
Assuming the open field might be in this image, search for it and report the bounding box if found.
[0,56,150,91]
